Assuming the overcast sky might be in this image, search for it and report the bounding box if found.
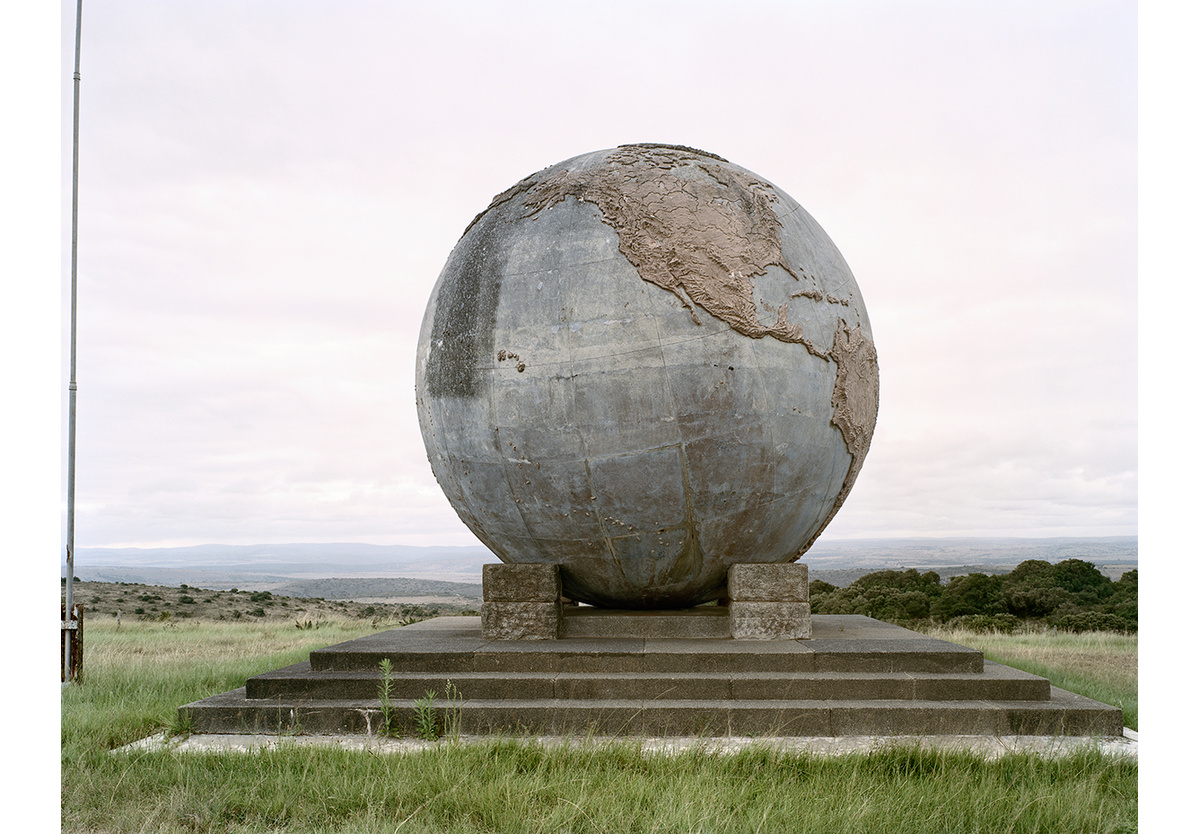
[39,0,1139,549]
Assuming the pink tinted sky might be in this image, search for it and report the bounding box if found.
[16,1,1151,550]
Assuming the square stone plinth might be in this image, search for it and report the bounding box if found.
[482,601,562,640]
[729,601,812,640]
[482,563,562,603]
[727,563,808,602]
[481,564,564,639]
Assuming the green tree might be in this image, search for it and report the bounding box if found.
[851,568,942,597]
[1100,569,1137,629]
[1050,559,1112,600]
[1005,585,1069,617]
[809,579,839,596]
[931,573,1006,621]
[1005,559,1055,586]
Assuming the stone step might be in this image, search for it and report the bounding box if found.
[247,660,1049,703]
[177,615,1125,739]
[308,616,984,675]
[183,687,1122,739]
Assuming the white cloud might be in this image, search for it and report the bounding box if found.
[59,0,1137,548]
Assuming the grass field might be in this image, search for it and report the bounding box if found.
[925,627,1138,731]
[61,618,1137,834]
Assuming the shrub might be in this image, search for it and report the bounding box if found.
[932,573,1006,621]
[1055,612,1133,633]
[1005,584,1069,618]
[1006,559,1054,585]
[1050,559,1113,603]
[809,579,839,596]
[945,613,1021,634]
[852,568,943,596]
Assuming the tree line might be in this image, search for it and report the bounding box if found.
[809,559,1136,633]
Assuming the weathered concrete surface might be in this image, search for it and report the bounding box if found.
[728,563,809,601]
[729,602,813,640]
[728,563,811,639]
[180,615,1125,739]
[480,564,563,639]
[560,606,730,639]
[482,563,562,602]
[415,145,878,609]
[481,601,561,640]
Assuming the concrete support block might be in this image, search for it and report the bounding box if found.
[727,563,808,601]
[482,564,563,639]
[729,602,812,639]
[482,563,562,602]
[482,601,562,640]
[728,564,811,639]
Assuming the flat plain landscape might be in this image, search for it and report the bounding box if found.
[69,536,1137,589]
[63,579,479,627]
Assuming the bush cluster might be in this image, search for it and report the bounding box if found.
[810,560,1136,633]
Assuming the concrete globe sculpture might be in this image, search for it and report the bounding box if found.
[416,144,879,609]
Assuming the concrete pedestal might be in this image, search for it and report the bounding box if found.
[481,564,562,639]
[728,563,811,639]
[481,562,812,640]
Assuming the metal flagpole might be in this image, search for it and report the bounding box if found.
[65,0,83,684]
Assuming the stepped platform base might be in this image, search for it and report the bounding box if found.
[180,614,1124,739]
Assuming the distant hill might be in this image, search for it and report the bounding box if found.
[270,576,483,602]
[71,537,1136,592]
[808,563,1135,589]
[72,543,500,588]
[804,536,1135,573]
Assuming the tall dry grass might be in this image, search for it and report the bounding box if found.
[925,627,1137,730]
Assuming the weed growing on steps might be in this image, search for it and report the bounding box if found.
[443,680,463,741]
[414,690,439,740]
[377,658,396,736]
[380,661,464,741]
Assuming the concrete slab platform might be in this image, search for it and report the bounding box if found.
[180,614,1126,739]
[306,614,980,674]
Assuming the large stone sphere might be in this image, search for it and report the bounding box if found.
[416,144,878,609]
